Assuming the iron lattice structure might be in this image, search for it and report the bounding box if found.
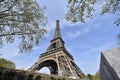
[28,20,83,79]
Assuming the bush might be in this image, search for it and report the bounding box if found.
[61,78,65,80]
[87,74,93,80]
[51,76,56,80]
[80,73,86,78]
[27,74,33,80]
[35,75,41,80]
[0,58,16,69]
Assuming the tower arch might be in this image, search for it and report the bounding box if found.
[38,60,58,75]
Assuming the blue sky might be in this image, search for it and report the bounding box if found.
[0,0,120,75]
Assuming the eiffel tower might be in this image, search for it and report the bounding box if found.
[28,20,83,79]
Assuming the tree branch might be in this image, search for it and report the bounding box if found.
[0,30,46,37]
[0,0,18,13]
[0,0,5,3]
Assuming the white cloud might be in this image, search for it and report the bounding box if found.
[67,29,90,40]
[67,31,80,40]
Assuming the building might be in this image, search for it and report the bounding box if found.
[100,47,120,80]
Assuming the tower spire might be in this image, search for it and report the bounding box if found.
[53,20,62,39]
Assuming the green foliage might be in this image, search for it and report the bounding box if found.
[87,74,93,80]
[57,78,65,80]
[80,73,86,78]
[0,58,15,69]
[85,72,101,80]
[4,71,17,77]
[27,74,33,80]
[51,76,56,80]
[35,75,41,80]
[61,78,65,80]
[93,72,101,80]
[78,72,101,80]
[0,0,47,53]
[66,0,120,26]
[66,0,96,23]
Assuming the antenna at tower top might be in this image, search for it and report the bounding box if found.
[52,20,62,39]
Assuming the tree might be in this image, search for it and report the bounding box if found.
[87,74,93,80]
[0,0,47,53]
[66,0,120,26]
[93,72,101,80]
[80,73,86,78]
[0,58,15,69]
